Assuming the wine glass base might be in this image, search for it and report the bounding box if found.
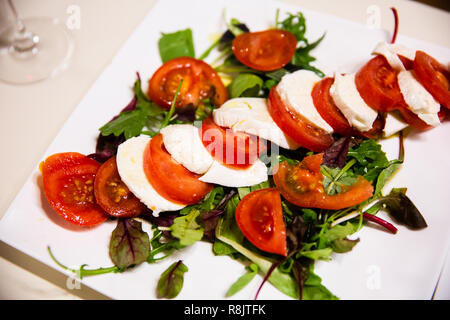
[0,17,74,85]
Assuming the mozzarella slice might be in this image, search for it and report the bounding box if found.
[116,135,185,215]
[372,42,407,71]
[276,70,334,133]
[212,97,299,150]
[199,159,268,187]
[160,124,213,174]
[383,111,409,137]
[397,70,440,127]
[330,73,378,132]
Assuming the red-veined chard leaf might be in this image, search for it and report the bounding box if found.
[157,260,188,299]
[370,188,427,229]
[109,219,150,270]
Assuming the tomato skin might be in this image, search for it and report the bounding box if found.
[355,55,405,113]
[268,86,334,152]
[273,154,373,210]
[232,29,297,71]
[439,107,449,122]
[236,188,287,256]
[42,152,108,226]
[398,55,414,70]
[360,113,386,139]
[200,117,265,169]
[148,57,228,109]
[413,50,450,109]
[143,134,213,205]
[311,77,355,136]
[94,156,145,218]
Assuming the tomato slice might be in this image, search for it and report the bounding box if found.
[41,152,108,226]
[397,107,432,131]
[236,188,287,256]
[200,117,265,169]
[143,134,213,205]
[273,153,373,210]
[413,50,450,109]
[268,86,334,152]
[94,156,145,218]
[355,55,405,113]
[148,57,228,109]
[232,29,297,71]
[355,55,434,131]
[311,77,355,136]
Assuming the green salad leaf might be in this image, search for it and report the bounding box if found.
[229,73,264,98]
[158,28,195,62]
[170,209,204,247]
[276,11,325,77]
[226,263,259,297]
[99,76,166,139]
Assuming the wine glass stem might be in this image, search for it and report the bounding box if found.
[7,0,38,53]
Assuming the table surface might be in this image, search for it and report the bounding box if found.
[0,0,449,300]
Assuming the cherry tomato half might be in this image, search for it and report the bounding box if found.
[148,57,228,109]
[236,188,287,256]
[273,153,373,210]
[232,29,297,71]
[268,86,334,152]
[94,156,145,218]
[41,152,108,226]
[143,134,213,205]
[413,50,450,109]
[200,117,265,169]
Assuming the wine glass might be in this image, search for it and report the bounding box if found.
[0,0,74,84]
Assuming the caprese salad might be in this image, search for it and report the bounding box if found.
[42,9,447,300]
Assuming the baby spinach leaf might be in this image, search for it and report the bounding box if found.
[226,264,259,297]
[109,219,150,270]
[158,29,195,63]
[157,260,188,299]
[229,73,264,98]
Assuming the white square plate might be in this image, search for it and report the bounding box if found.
[1,0,449,300]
